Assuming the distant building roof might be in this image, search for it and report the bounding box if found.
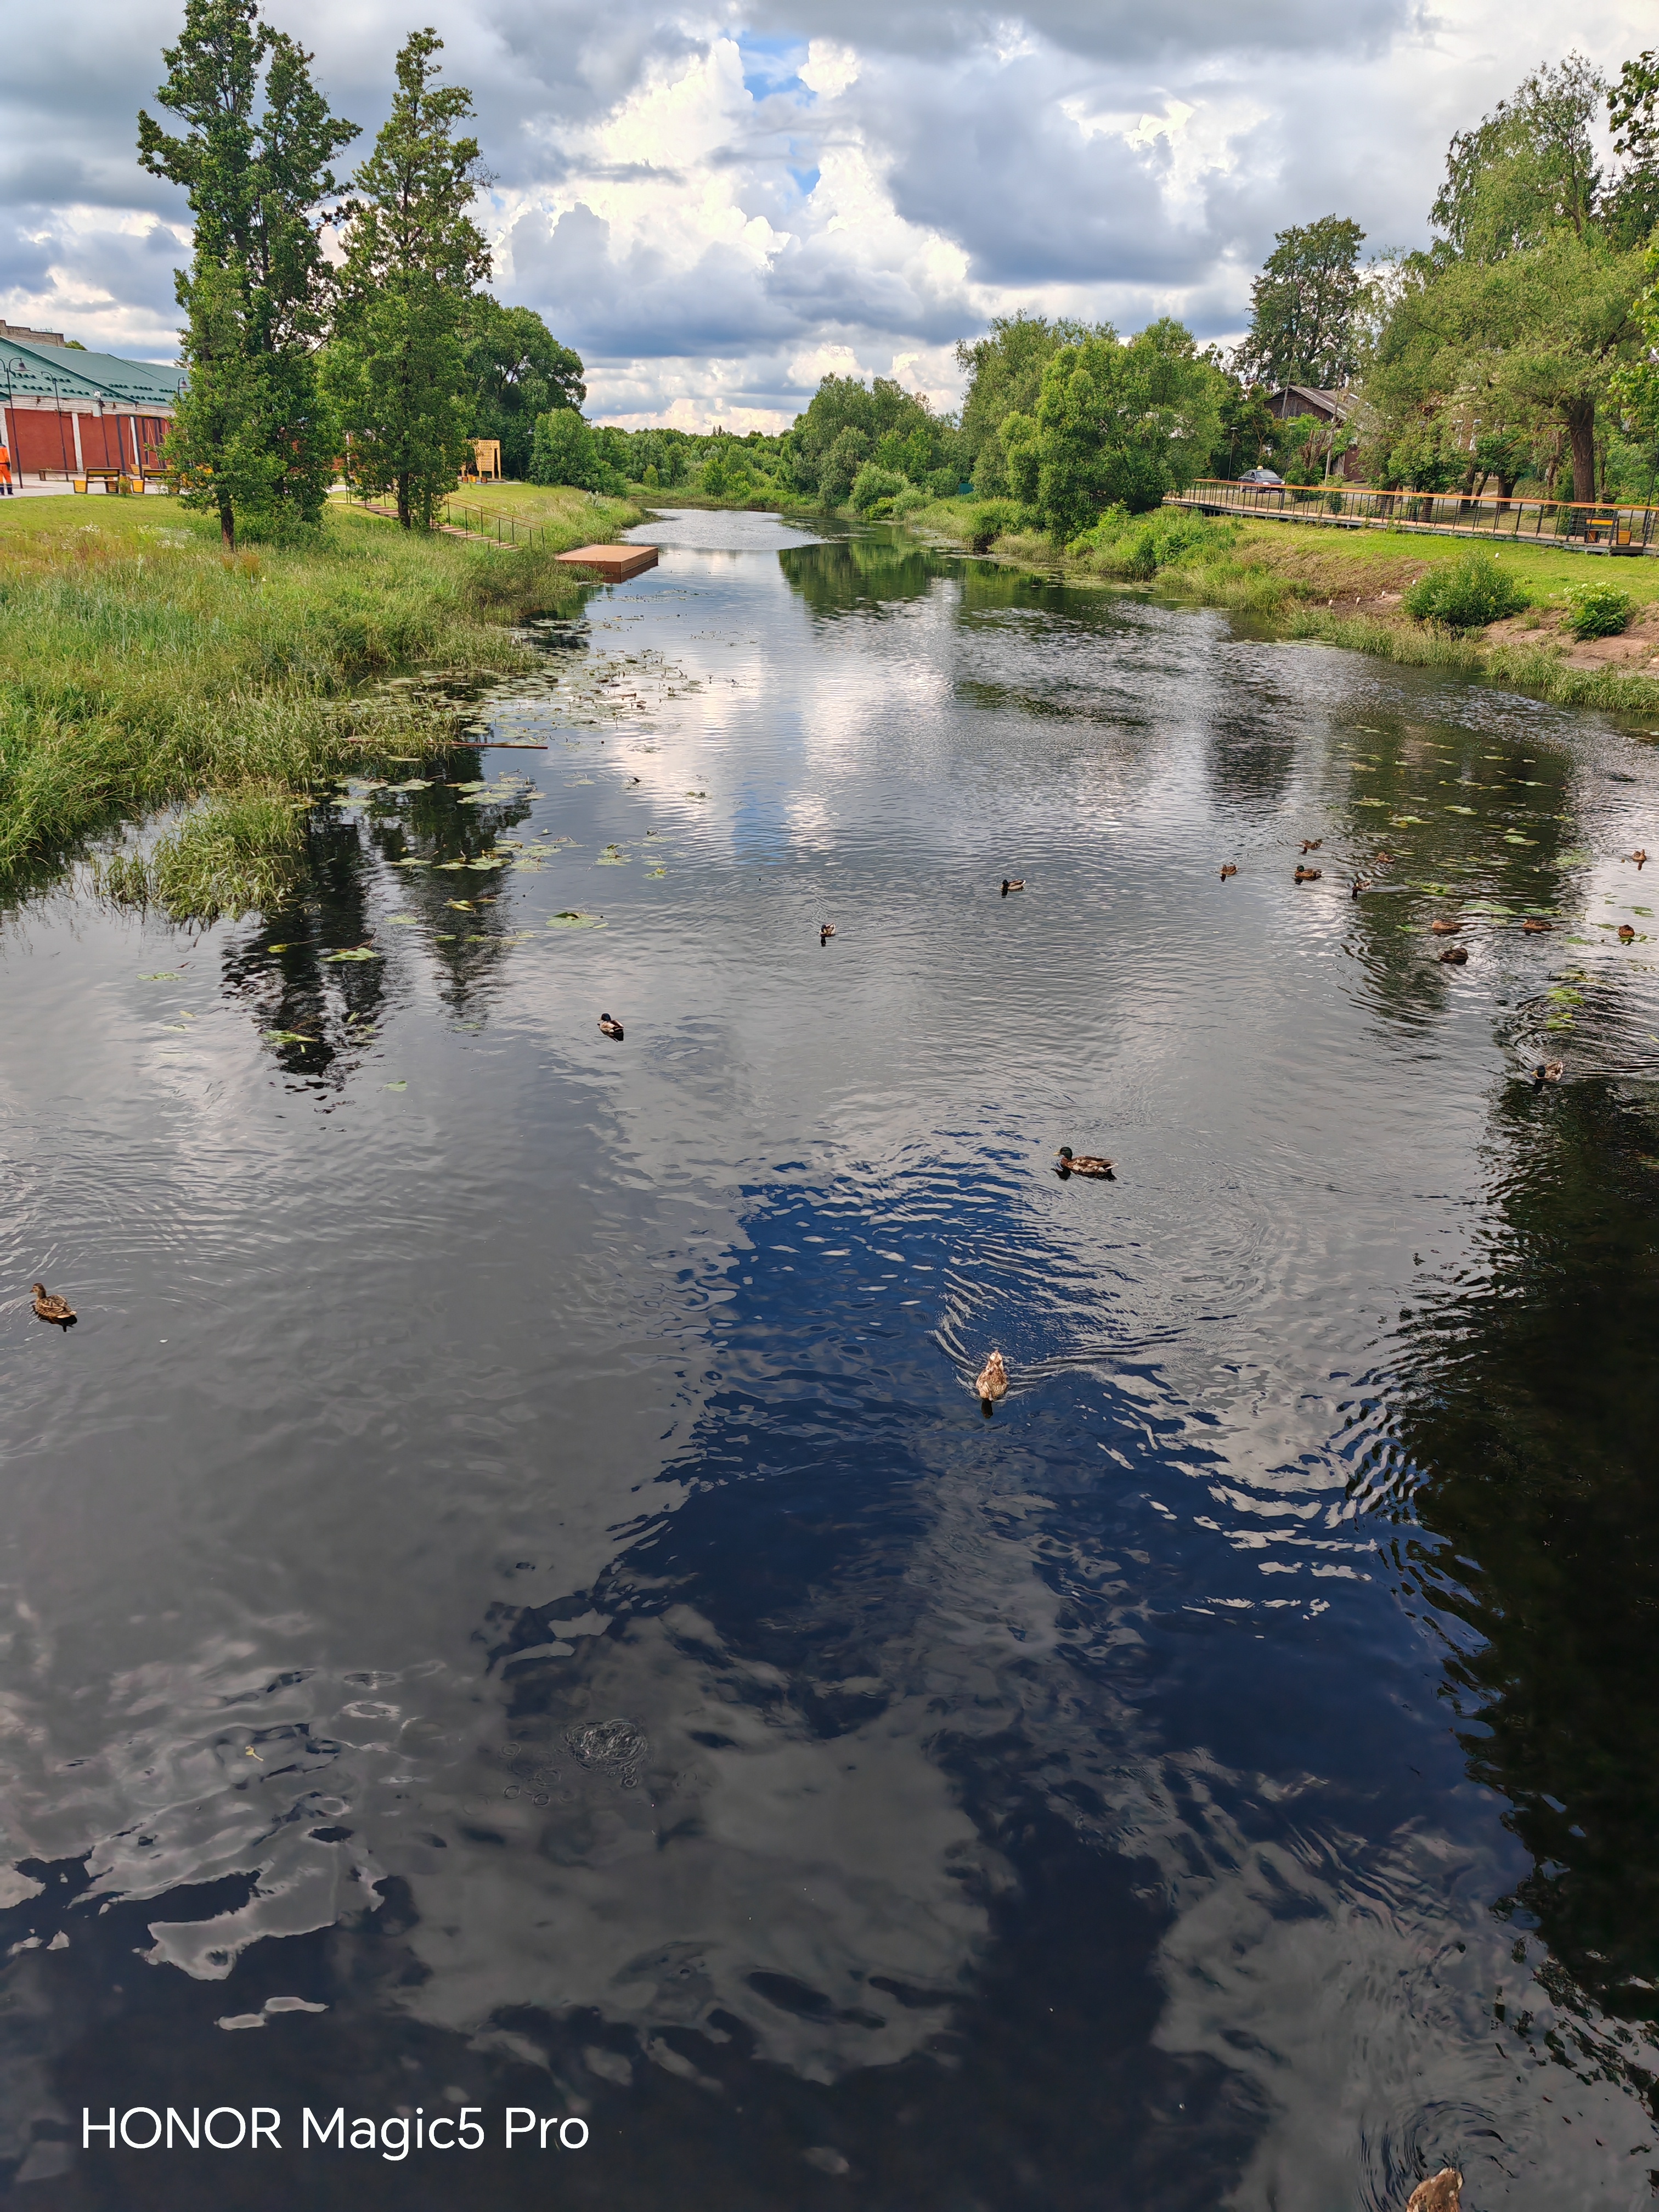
[0,335,183,406]
[0,320,67,346]
[1263,384,1354,422]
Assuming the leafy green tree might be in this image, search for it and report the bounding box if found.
[781,376,949,506]
[1215,380,1276,476]
[527,409,624,493]
[324,30,490,528]
[138,0,357,547]
[1432,55,1604,259]
[1006,320,1226,537]
[464,298,584,478]
[1607,52,1659,247]
[955,314,1097,492]
[1235,216,1366,390]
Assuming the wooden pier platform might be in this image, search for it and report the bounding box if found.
[555,544,659,580]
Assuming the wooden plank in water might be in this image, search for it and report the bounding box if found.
[555,543,659,580]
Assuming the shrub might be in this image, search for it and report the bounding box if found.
[850,462,906,514]
[1403,549,1528,630]
[967,499,1021,552]
[891,485,930,518]
[1565,579,1634,640]
[1070,505,1232,578]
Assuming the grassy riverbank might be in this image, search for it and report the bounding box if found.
[0,487,639,914]
[899,493,1659,718]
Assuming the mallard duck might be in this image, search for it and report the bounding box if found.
[1373,851,1395,867]
[1057,1146,1115,1180]
[1618,923,1637,942]
[1406,2170,1461,2212]
[1522,917,1553,933]
[1219,864,1237,881]
[1001,878,1025,895]
[974,1350,1009,1403]
[598,1013,624,1040]
[1438,944,1469,964]
[1300,838,1323,854]
[1294,865,1322,883]
[820,923,836,943]
[1533,1060,1564,1086]
[1630,849,1648,868]
[1351,877,1369,899]
[31,1284,76,1328]
[1429,918,1464,935]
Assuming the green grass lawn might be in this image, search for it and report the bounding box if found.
[0,489,638,912]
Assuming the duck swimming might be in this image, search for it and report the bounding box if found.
[1619,923,1638,942]
[31,1284,75,1328]
[820,923,836,943]
[598,1013,625,1040]
[1522,917,1553,933]
[1294,865,1322,883]
[1406,2171,1461,2212]
[1056,1147,1115,1180]
[974,1350,1009,1405]
[1001,878,1025,896]
[1533,1060,1565,1086]
[1300,839,1323,854]
[1429,918,1464,935]
[1219,864,1237,881]
[1438,944,1469,964]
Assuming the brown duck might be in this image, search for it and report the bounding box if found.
[1057,1147,1115,1180]
[974,1350,1009,1404]
[1521,917,1553,933]
[1300,839,1323,854]
[1533,1060,1564,1086]
[598,1013,625,1039]
[1438,944,1469,964]
[1219,864,1237,881]
[1001,878,1025,895]
[31,1284,76,1328]
[1406,2171,1460,2212]
[1294,865,1322,883]
[820,923,836,944]
[1618,923,1637,942]
[1429,918,1464,935]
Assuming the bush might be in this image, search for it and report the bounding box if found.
[850,462,906,514]
[1565,579,1633,640]
[967,499,1021,552]
[1403,549,1528,630]
[891,485,930,518]
[1068,505,1231,579]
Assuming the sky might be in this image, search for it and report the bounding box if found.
[1,0,1652,429]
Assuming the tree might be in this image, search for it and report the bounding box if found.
[138,0,356,547]
[955,314,1093,491]
[1235,216,1366,391]
[780,376,952,506]
[1432,55,1605,260]
[464,298,584,479]
[1607,52,1659,247]
[1215,380,1276,476]
[1006,320,1226,538]
[324,30,490,528]
[528,409,623,494]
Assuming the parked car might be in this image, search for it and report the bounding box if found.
[1240,467,1284,486]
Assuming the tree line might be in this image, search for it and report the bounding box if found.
[141,0,584,545]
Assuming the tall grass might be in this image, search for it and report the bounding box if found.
[0,500,624,893]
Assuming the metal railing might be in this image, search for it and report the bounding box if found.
[1168,478,1659,555]
[439,498,546,551]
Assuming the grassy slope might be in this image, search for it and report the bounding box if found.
[0,488,639,910]
[898,495,1659,718]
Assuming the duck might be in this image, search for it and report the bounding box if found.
[820,923,836,943]
[31,1284,76,1328]
[1406,2171,1461,2212]
[1300,838,1323,854]
[1533,1060,1565,1086]
[1618,923,1638,942]
[1522,917,1553,933]
[597,1013,625,1040]
[1429,918,1464,935]
[1438,944,1469,964]
[1351,877,1370,899]
[1001,877,1025,895]
[1056,1146,1115,1180]
[1294,865,1322,883]
[1373,851,1396,867]
[1630,849,1649,868]
[1219,864,1237,881]
[974,1349,1009,1404]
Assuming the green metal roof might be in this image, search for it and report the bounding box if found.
[0,336,183,406]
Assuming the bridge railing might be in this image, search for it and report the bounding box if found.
[1168,478,1659,554]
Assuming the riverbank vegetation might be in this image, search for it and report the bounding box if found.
[0,488,635,910]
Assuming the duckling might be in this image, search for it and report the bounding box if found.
[820,923,836,944]
[597,1013,625,1040]
[31,1284,76,1328]
[1351,877,1370,899]
[1533,1060,1565,1086]
[1429,918,1464,935]
[1300,838,1323,854]
[1373,851,1395,867]
[1406,2171,1461,2212]
[1630,848,1648,869]
[1294,865,1322,883]
[1056,1146,1115,1180]
[974,1349,1009,1404]
[1219,864,1237,881]
[1001,877,1025,896]
[1522,917,1553,933]
[1438,944,1469,964]
[1618,923,1637,942]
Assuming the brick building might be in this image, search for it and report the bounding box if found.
[0,331,183,480]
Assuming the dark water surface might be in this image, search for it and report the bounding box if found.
[3,510,1658,2209]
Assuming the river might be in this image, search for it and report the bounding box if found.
[2,507,1656,2210]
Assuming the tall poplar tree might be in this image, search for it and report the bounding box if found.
[325,31,492,528]
[139,0,356,547]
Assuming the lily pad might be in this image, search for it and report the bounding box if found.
[391,779,432,792]
[1557,848,1592,865]
[595,853,627,865]
[1391,815,1428,826]
[1445,805,1477,815]
[393,858,430,868]
[384,1081,407,1092]
[324,946,381,962]
[1504,834,1536,846]
[1461,901,1515,915]
[547,911,606,929]
[138,972,182,981]
[446,899,476,912]
[387,915,420,926]
[646,867,667,878]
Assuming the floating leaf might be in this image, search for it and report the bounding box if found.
[1355,797,1390,808]
[325,946,381,962]
[646,867,667,878]
[453,781,487,793]
[391,779,432,792]
[1504,834,1535,846]
[547,910,606,929]
[446,899,476,912]
[384,1080,407,1092]
[1391,815,1427,826]
[595,854,627,865]
[393,858,429,868]
[436,861,469,871]
[138,972,182,981]
[1557,848,1592,865]
[1444,805,1477,815]
[1461,901,1515,915]
[263,1029,316,1045]
[387,915,420,926]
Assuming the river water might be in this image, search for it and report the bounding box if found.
[2,509,1657,2210]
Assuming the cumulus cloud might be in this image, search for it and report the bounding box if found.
[2,0,1654,424]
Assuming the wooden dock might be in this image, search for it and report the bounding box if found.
[555,544,659,580]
